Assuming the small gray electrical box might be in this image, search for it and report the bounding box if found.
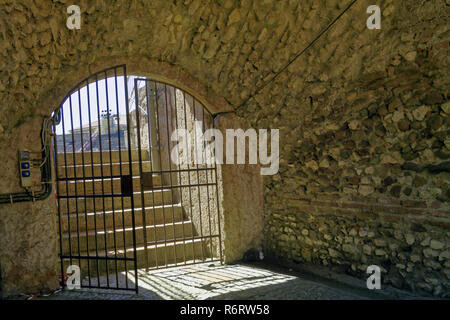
[19,151,32,188]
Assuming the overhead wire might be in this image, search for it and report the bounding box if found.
[235,0,359,112]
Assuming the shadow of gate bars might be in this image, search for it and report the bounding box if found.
[52,65,223,292]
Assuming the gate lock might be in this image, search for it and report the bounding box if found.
[141,172,153,190]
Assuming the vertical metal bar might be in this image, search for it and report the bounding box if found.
[134,78,149,272]
[60,106,73,272]
[182,91,197,264]
[163,84,178,266]
[104,71,119,288]
[52,114,66,289]
[171,86,187,264]
[86,77,101,285]
[114,67,129,289]
[94,73,110,287]
[68,94,82,274]
[192,96,205,261]
[201,104,214,261]
[123,67,139,293]
[153,81,169,267]
[144,81,159,269]
[77,85,91,287]
[148,81,161,172]
[212,120,224,264]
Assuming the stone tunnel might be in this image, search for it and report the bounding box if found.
[0,0,448,298]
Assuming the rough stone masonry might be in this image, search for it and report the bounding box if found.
[0,0,448,297]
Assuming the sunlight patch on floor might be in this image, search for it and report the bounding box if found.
[127,262,297,300]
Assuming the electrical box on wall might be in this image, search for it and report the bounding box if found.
[18,151,32,188]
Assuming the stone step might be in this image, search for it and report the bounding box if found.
[61,221,195,254]
[56,149,150,166]
[58,189,175,214]
[61,204,184,233]
[61,239,212,277]
[57,174,163,196]
[57,161,152,179]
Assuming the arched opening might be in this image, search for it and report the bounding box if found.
[52,65,223,291]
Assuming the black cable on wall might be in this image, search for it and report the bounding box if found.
[0,118,53,204]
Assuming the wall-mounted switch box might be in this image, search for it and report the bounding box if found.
[19,151,32,188]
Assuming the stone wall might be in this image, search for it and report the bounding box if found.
[215,114,265,263]
[0,117,60,297]
[0,0,448,297]
[235,1,450,297]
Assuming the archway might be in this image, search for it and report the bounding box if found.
[53,65,229,291]
[0,58,263,296]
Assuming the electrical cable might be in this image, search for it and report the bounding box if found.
[0,117,54,204]
[235,0,359,111]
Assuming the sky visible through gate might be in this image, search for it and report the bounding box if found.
[54,75,145,135]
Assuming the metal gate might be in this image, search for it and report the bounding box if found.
[53,65,222,292]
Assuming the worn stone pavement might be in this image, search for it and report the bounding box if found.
[9,262,427,300]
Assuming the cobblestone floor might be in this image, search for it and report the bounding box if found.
[12,262,426,300]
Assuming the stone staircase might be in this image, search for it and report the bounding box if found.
[56,149,210,278]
